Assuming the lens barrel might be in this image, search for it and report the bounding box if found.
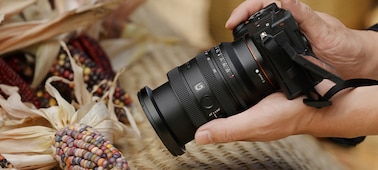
[138,37,279,155]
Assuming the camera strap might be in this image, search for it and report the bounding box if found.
[278,42,378,108]
[304,23,378,108]
[286,48,378,147]
[304,78,378,108]
[308,24,378,147]
[283,24,378,147]
[313,78,378,147]
[368,23,378,31]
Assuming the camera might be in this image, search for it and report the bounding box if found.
[137,3,344,156]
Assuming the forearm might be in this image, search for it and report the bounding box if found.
[302,85,378,138]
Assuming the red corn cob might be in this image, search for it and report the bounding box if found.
[70,35,115,78]
[0,57,40,107]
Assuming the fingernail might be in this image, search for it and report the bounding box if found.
[225,16,234,28]
[195,131,212,145]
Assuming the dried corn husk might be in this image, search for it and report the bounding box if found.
[0,0,128,90]
[0,0,123,55]
[0,42,139,170]
[0,0,145,94]
[0,0,37,20]
[0,2,143,168]
[30,40,61,88]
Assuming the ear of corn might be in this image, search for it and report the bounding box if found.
[70,34,115,79]
[53,123,129,170]
[0,57,41,107]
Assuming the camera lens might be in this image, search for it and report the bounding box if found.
[138,36,279,156]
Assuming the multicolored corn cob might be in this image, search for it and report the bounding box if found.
[53,124,129,170]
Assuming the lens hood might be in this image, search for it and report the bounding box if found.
[137,86,185,156]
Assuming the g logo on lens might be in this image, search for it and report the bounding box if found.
[194,82,205,92]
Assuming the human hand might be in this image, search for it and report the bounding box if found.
[194,0,378,145]
[195,80,378,144]
[195,92,312,144]
[225,0,378,80]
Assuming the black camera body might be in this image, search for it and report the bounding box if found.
[137,3,351,156]
[234,3,321,100]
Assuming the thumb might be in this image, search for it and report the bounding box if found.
[194,103,275,144]
[194,117,244,145]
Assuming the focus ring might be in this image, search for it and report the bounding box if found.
[168,68,207,128]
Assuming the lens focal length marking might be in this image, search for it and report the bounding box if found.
[201,51,238,117]
[212,44,249,110]
[215,46,235,79]
[206,57,218,74]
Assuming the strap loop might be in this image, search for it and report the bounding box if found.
[304,78,378,107]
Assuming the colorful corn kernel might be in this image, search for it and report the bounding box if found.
[70,34,115,78]
[35,43,132,124]
[0,35,133,120]
[53,124,129,170]
[0,55,40,107]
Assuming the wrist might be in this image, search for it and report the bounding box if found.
[295,106,321,136]
[300,86,378,138]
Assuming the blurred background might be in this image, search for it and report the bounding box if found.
[131,0,378,50]
[209,0,378,43]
